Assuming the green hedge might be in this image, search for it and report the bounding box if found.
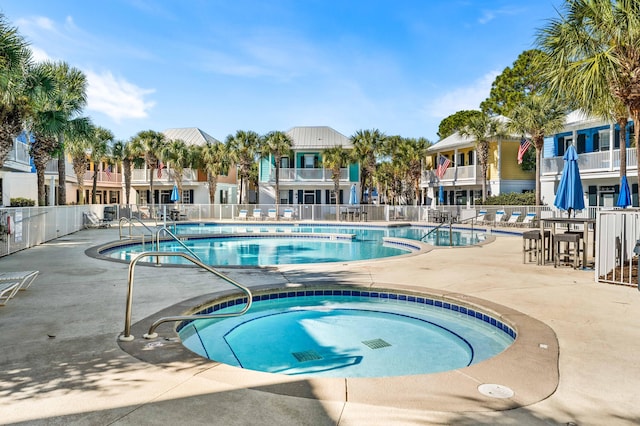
[476,192,536,206]
[10,197,36,207]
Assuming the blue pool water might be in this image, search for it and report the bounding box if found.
[179,292,514,378]
[102,224,486,266]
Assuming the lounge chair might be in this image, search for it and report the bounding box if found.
[0,281,21,306]
[476,210,488,225]
[237,209,248,220]
[282,208,294,220]
[267,208,277,220]
[83,212,110,228]
[0,270,39,291]
[249,209,263,220]
[494,210,506,226]
[520,212,537,227]
[506,211,522,227]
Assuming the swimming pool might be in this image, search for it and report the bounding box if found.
[178,288,515,378]
[98,224,488,266]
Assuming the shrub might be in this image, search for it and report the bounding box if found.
[10,197,36,207]
[476,192,536,206]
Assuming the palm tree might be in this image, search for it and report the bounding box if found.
[394,137,431,205]
[41,61,90,205]
[459,113,505,202]
[507,94,566,206]
[160,139,191,202]
[0,16,53,167]
[351,129,386,203]
[322,145,351,221]
[130,130,166,213]
[195,141,230,204]
[111,139,137,205]
[261,130,293,208]
[226,130,260,205]
[66,133,90,204]
[88,127,113,204]
[537,0,640,186]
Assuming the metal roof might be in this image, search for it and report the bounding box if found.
[162,128,220,146]
[286,126,352,150]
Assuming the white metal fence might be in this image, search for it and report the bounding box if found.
[596,209,640,288]
[2,203,638,288]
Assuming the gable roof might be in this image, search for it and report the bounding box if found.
[286,126,352,150]
[162,128,220,146]
[427,131,475,152]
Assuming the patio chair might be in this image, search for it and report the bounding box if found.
[83,212,110,229]
[506,211,522,227]
[237,209,248,220]
[249,209,263,220]
[0,270,39,292]
[267,208,277,220]
[494,210,507,226]
[520,212,537,227]
[282,208,294,220]
[476,210,488,225]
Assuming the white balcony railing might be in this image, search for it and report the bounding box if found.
[271,167,349,182]
[421,165,481,187]
[542,147,638,175]
[82,170,122,184]
[131,168,199,183]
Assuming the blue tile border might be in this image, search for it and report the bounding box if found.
[177,289,517,340]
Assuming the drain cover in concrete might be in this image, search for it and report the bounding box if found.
[292,350,323,362]
[362,338,391,349]
[478,384,514,399]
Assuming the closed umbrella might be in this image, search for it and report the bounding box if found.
[438,186,444,204]
[617,176,632,208]
[170,185,180,203]
[553,145,584,217]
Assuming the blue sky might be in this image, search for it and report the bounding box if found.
[1,0,562,143]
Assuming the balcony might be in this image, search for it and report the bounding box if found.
[421,165,482,187]
[541,147,638,175]
[82,170,122,185]
[131,168,199,184]
[268,167,349,182]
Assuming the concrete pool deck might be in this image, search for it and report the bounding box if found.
[1,224,639,425]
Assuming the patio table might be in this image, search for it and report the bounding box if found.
[543,217,596,268]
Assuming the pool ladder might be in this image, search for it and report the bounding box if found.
[119,251,252,341]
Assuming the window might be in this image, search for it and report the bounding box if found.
[577,134,586,153]
[599,130,610,151]
[458,153,465,166]
[467,151,474,165]
[280,157,290,168]
[304,155,315,168]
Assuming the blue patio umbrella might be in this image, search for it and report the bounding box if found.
[553,145,585,216]
[170,184,180,202]
[438,186,444,204]
[349,184,358,205]
[617,176,632,208]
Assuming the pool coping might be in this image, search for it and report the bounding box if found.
[86,227,496,268]
[118,280,558,412]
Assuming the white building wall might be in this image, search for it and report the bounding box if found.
[1,171,37,206]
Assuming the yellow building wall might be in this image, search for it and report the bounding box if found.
[501,141,535,180]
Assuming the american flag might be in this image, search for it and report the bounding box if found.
[105,165,112,180]
[436,155,451,179]
[517,138,532,164]
[157,160,164,178]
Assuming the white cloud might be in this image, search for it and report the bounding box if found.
[85,71,156,122]
[29,46,51,63]
[423,70,499,120]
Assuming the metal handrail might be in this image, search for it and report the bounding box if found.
[155,226,202,263]
[119,251,253,341]
[118,217,156,240]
